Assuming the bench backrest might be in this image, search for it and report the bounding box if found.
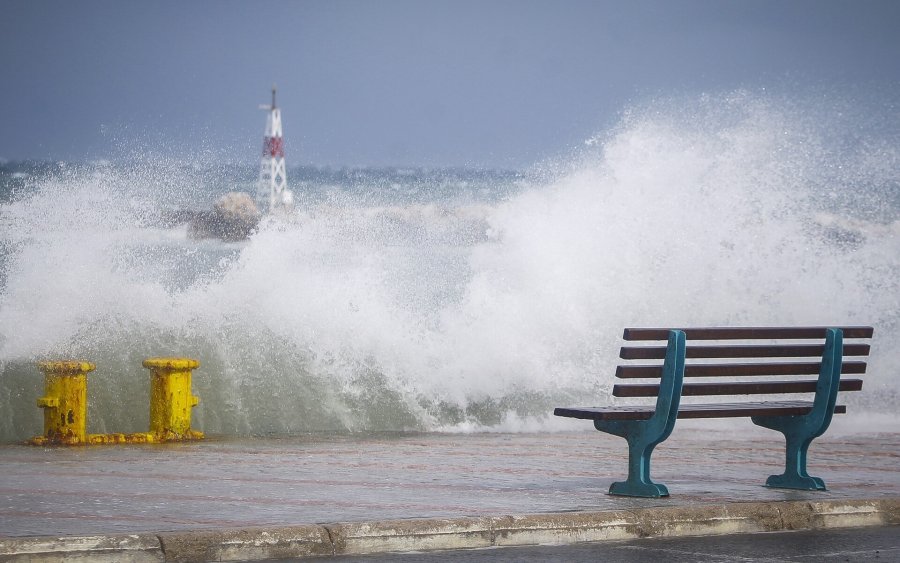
[614,326,873,401]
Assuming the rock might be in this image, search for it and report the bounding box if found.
[190,192,261,241]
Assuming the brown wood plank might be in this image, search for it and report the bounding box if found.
[623,326,874,341]
[554,402,847,421]
[677,402,847,419]
[554,405,656,421]
[619,343,871,360]
[615,360,867,379]
[613,378,863,397]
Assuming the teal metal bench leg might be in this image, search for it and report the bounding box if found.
[751,328,843,491]
[596,330,685,498]
[602,425,670,497]
[750,422,825,490]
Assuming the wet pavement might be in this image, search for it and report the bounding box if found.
[1,422,899,538]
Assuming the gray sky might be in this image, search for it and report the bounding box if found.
[1,0,898,168]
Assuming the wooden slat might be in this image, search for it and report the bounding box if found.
[677,402,847,419]
[615,360,867,379]
[554,402,847,421]
[613,378,863,397]
[623,326,874,341]
[554,405,656,420]
[619,343,871,360]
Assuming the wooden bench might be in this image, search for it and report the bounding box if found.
[554,326,873,497]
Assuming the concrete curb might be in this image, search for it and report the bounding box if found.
[2,498,898,562]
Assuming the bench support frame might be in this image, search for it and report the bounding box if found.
[751,328,843,490]
[594,330,685,497]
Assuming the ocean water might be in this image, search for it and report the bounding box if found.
[1,92,898,442]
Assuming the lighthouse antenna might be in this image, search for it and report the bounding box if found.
[272,84,277,110]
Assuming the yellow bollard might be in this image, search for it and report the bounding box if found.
[143,357,204,441]
[30,361,94,446]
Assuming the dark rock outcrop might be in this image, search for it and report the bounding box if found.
[189,192,261,241]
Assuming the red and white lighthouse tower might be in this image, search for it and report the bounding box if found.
[258,84,293,212]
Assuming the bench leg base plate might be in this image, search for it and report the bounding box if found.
[609,480,670,498]
[765,473,827,491]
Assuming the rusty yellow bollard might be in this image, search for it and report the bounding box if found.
[143,357,204,441]
[30,361,94,446]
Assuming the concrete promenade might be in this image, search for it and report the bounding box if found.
[1,422,898,561]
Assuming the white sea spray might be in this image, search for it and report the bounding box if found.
[0,92,897,441]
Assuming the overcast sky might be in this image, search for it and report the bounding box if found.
[1,0,898,168]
